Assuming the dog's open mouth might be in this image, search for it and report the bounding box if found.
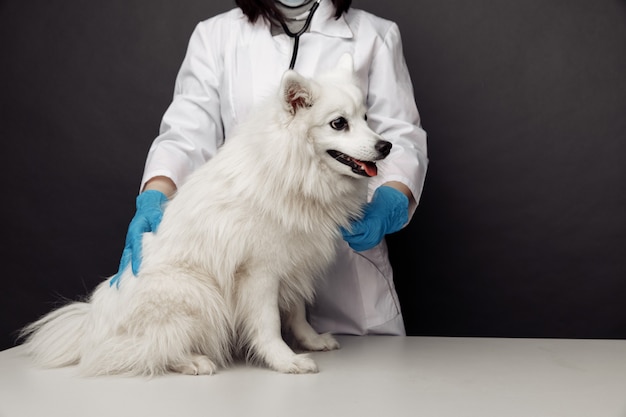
[327,150,378,177]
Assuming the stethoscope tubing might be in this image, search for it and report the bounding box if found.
[279,0,322,69]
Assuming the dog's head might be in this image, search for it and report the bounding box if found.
[279,54,391,179]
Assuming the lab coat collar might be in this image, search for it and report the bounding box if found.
[309,0,353,39]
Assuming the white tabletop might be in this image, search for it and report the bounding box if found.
[1,336,625,417]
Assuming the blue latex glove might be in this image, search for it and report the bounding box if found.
[110,190,168,287]
[342,185,409,252]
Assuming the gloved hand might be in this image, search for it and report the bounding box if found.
[110,190,168,287]
[342,185,409,252]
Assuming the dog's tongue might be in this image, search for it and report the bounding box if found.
[356,160,378,177]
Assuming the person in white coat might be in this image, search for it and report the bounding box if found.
[113,0,428,336]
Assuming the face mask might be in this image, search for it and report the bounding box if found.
[276,0,313,8]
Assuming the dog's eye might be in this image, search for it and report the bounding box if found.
[330,117,348,131]
[364,114,368,121]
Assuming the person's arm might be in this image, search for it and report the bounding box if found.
[365,21,428,220]
[341,21,427,252]
[140,20,226,192]
[113,18,228,285]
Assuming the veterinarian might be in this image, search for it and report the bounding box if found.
[114,0,428,336]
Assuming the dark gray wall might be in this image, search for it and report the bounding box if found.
[1,0,624,350]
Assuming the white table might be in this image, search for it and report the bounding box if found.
[1,336,625,417]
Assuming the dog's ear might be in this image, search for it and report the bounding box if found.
[280,71,314,116]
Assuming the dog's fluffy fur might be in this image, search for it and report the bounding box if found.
[20,55,391,376]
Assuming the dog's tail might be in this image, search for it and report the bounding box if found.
[19,301,90,368]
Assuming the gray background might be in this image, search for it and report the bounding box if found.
[1,0,624,350]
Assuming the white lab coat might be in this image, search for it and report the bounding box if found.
[141,1,428,335]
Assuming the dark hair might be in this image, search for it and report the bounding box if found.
[235,0,351,24]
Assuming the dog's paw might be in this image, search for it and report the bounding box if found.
[298,332,341,352]
[171,354,217,376]
[272,353,319,374]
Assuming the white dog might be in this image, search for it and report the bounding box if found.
[21,55,392,376]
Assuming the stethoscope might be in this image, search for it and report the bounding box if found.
[277,0,322,69]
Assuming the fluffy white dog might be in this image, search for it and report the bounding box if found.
[21,55,392,376]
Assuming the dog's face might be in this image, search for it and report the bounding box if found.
[280,55,391,179]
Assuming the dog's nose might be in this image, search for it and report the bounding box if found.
[375,140,392,157]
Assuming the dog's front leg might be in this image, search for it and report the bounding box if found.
[286,299,341,352]
[237,272,319,374]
